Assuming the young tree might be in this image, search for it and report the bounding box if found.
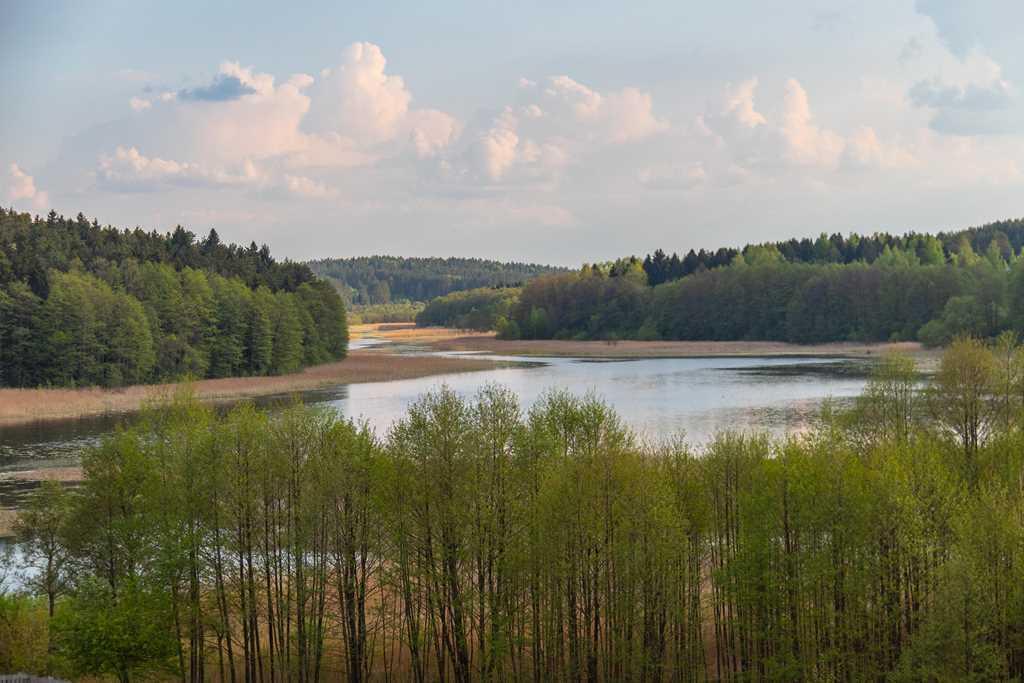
[53,577,179,683]
[928,337,997,479]
[14,481,72,619]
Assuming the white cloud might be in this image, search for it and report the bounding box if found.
[723,78,766,128]
[5,163,49,209]
[307,42,412,144]
[533,76,668,143]
[284,174,336,198]
[469,110,520,181]
[845,127,917,169]
[185,62,313,164]
[407,109,460,159]
[696,78,917,181]
[96,146,263,191]
[780,79,846,167]
[129,97,152,112]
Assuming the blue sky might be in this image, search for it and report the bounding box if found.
[3,1,1024,264]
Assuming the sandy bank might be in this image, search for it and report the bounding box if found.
[433,337,926,358]
[0,350,501,427]
[358,323,927,359]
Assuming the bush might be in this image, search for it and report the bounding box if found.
[917,319,950,347]
[495,316,521,340]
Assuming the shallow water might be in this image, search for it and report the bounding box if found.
[0,339,872,476]
[331,354,869,444]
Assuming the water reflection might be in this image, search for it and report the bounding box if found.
[0,352,871,474]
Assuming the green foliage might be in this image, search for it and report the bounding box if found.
[348,300,425,324]
[0,593,49,674]
[512,250,1022,344]
[0,208,347,387]
[15,340,1024,680]
[308,255,565,305]
[513,270,648,340]
[415,286,519,330]
[639,219,1024,287]
[52,577,179,682]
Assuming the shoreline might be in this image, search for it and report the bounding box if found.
[358,323,930,359]
[0,349,502,428]
[0,324,929,429]
[0,325,929,538]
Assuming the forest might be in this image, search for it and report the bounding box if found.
[415,287,520,332]
[506,220,1024,344]
[307,256,564,306]
[6,337,1024,681]
[636,218,1024,286]
[0,208,348,388]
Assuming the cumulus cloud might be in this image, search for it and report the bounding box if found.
[307,42,412,144]
[723,78,766,128]
[467,110,520,181]
[845,127,917,169]
[531,76,668,143]
[179,73,258,102]
[407,109,460,159]
[96,146,263,191]
[5,163,49,209]
[780,79,846,167]
[695,78,916,181]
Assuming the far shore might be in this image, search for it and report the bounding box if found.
[358,322,931,359]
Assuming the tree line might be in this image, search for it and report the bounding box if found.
[307,256,564,306]
[638,218,1022,286]
[415,287,520,332]
[507,236,1021,343]
[8,336,1024,680]
[0,208,347,387]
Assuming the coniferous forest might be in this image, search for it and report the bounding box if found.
[7,338,1024,680]
[0,208,348,388]
[503,219,1024,344]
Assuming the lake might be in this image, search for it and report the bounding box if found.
[0,339,873,479]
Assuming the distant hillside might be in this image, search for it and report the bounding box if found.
[307,255,566,305]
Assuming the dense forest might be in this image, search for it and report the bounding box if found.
[505,219,1024,344]
[0,208,347,388]
[415,286,520,332]
[636,218,1024,286]
[307,256,564,306]
[7,338,1024,680]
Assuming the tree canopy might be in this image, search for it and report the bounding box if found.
[307,255,565,305]
[0,208,347,387]
[507,218,1024,344]
[10,339,1024,680]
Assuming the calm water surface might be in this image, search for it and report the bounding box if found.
[0,337,872,478]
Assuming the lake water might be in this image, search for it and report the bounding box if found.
[0,338,873,482]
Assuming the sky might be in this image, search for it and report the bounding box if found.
[3,1,1024,266]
